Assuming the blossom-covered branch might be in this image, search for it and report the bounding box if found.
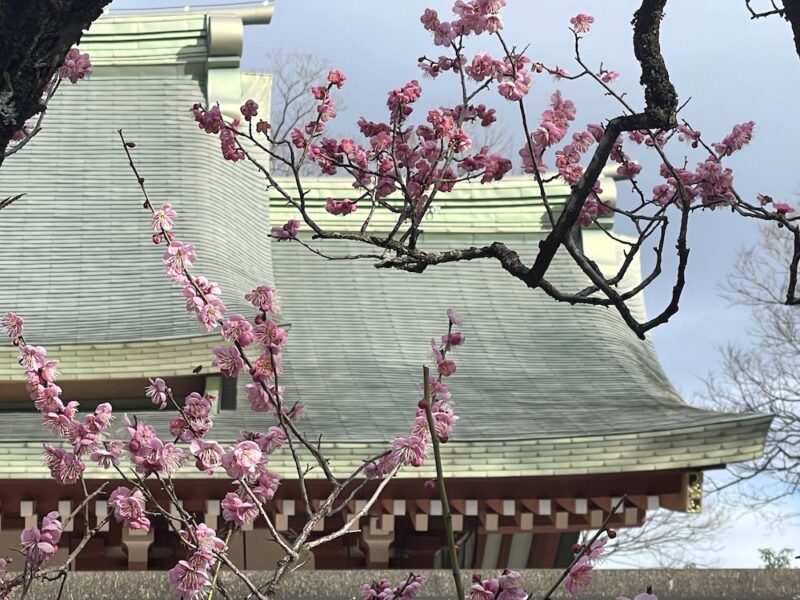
[187,0,800,341]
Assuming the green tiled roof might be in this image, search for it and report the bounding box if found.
[0,12,770,480]
[0,77,272,346]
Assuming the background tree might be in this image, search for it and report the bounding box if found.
[601,502,727,568]
[264,51,345,176]
[758,547,796,569]
[706,223,800,506]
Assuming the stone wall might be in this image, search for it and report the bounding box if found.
[18,569,800,599]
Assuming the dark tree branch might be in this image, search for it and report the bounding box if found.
[0,0,111,165]
[525,0,678,287]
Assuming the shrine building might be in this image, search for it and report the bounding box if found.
[0,6,770,572]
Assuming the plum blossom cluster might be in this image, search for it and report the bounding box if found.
[20,512,62,567]
[466,569,528,600]
[758,193,795,220]
[210,288,296,527]
[326,197,358,216]
[146,200,228,332]
[190,103,245,162]
[167,524,226,599]
[196,58,513,237]
[564,535,609,596]
[1,315,118,485]
[651,121,760,209]
[515,91,613,226]
[59,48,92,84]
[271,218,301,240]
[419,2,538,104]
[361,574,425,600]
[109,486,150,532]
[218,439,283,527]
[367,309,464,479]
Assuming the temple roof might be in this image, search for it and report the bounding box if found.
[0,12,770,480]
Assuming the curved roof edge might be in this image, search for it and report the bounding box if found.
[0,413,770,480]
[0,335,222,383]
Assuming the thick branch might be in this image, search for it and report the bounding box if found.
[0,1,111,163]
[525,0,678,287]
[779,1,800,61]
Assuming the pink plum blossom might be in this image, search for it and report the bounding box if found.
[677,124,702,147]
[327,69,346,88]
[43,444,85,485]
[212,346,244,378]
[191,103,223,134]
[146,377,169,409]
[162,241,197,278]
[221,440,262,480]
[569,13,595,33]
[168,559,210,598]
[600,70,620,83]
[254,426,287,454]
[245,382,277,413]
[253,320,287,351]
[391,435,428,467]
[583,537,606,561]
[564,556,593,596]
[182,523,225,560]
[714,121,755,156]
[19,345,47,370]
[221,314,254,347]
[90,440,123,469]
[362,574,425,600]
[151,203,177,233]
[251,470,282,501]
[109,486,150,531]
[130,436,186,475]
[325,198,358,216]
[20,511,62,566]
[497,70,532,101]
[1,312,23,339]
[190,439,224,473]
[271,219,301,240]
[221,492,258,526]
[365,454,399,479]
[442,332,465,347]
[59,48,92,83]
[240,99,258,120]
[447,308,464,325]
[245,284,280,313]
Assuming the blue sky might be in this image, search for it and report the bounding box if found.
[109,0,800,567]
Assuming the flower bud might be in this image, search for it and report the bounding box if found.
[606,528,617,539]
[152,234,161,244]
